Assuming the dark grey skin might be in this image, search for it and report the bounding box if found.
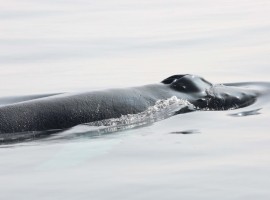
[0,74,257,134]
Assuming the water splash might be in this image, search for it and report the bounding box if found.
[85,96,195,127]
[49,96,195,141]
[0,96,195,144]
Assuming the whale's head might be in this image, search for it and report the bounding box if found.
[162,74,256,110]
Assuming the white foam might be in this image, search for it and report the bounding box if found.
[86,96,194,127]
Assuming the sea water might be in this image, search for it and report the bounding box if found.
[0,0,270,199]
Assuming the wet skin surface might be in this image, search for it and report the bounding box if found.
[0,74,259,134]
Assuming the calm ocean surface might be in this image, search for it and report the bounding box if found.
[0,0,270,199]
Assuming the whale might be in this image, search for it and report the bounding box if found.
[0,74,258,134]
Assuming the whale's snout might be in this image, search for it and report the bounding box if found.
[195,86,256,110]
[162,74,257,110]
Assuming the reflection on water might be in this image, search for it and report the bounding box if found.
[170,129,200,134]
[229,108,262,117]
